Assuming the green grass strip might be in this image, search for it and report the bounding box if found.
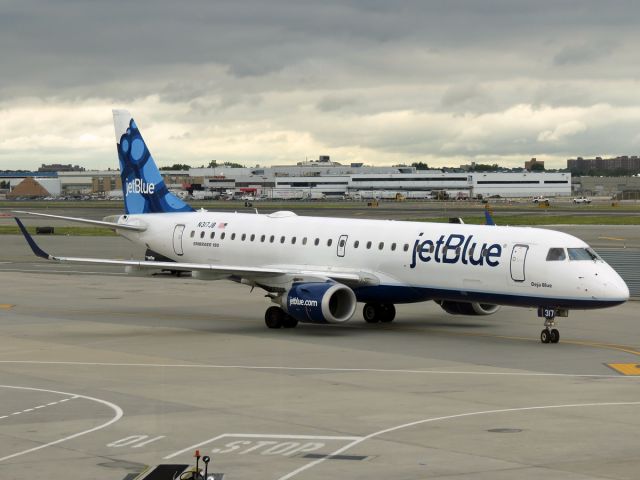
[409,215,640,225]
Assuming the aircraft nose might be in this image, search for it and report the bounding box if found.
[602,269,629,303]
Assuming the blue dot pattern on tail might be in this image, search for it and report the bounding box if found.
[117,119,194,214]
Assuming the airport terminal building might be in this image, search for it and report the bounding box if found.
[2,164,572,199]
[196,168,572,199]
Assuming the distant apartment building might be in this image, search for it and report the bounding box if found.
[524,158,544,170]
[38,163,85,172]
[567,156,640,174]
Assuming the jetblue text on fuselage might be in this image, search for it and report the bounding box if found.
[409,233,502,268]
[126,179,155,195]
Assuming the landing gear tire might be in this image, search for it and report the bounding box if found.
[540,329,551,344]
[540,313,560,344]
[282,315,299,329]
[380,303,396,323]
[265,306,285,329]
[363,303,396,323]
[363,303,379,323]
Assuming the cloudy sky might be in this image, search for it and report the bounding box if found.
[1,0,640,170]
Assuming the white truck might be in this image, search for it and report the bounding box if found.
[573,196,592,204]
[270,189,307,200]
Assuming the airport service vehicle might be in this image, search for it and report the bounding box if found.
[532,196,550,204]
[573,196,592,204]
[13,111,629,344]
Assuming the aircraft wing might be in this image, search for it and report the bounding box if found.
[14,217,376,285]
[12,210,146,231]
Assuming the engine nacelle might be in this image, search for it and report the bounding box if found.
[438,301,500,316]
[283,282,357,324]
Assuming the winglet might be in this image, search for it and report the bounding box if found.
[14,218,52,260]
[484,209,496,226]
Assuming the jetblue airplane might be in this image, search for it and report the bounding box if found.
[14,110,629,344]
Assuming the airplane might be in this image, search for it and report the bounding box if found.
[13,110,629,344]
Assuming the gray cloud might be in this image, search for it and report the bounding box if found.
[553,43,614,66]
[2,1,640,169]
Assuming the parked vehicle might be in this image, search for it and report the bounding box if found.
[532,196,549,204]
[573,196,592,204]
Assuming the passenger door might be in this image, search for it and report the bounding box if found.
[173,224,185,256]
[510,244,528,282]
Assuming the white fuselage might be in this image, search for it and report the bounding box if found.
[116,210,629,309]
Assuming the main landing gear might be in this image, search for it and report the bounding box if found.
[363,303,396,323]
[264,306,298,329]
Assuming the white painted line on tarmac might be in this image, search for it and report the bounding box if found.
[277,401,640,480]
[0,359,638,379]
[164,433,363,460]
[1,396,79,421]
[0,385,123,463]
[0,268,126,276]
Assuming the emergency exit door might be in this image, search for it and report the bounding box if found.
[337,235,348,257]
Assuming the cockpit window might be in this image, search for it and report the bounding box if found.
[567,248,600,261]
[546,248,566,261]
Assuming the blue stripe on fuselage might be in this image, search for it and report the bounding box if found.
[353,284,625,309]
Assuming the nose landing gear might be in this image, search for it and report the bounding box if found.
[538,307,566,344]
[540,320,560,344]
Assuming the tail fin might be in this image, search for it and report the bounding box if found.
[113,110,194,214]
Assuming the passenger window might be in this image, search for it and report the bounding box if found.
[403,243,409,251]
[241,233,246,241]
[250,234,255,241]
[339,239,345,248]
[260,234,265,242]
[190,231,195,238]
[210,232,215,239]
[327,239,333,247]
[546,248,566,261]
[302,237,307,245]
[280,236,285,243]
[378,242,384,250]
[366,241,372,249]
[270,235,275,243]
[231,233,236,240]
[200,231,205,239]
[314,238,319,246]
[221,232,226,240]
[391,243,396,251]
[292,237,296,244]
[354,240,360,248]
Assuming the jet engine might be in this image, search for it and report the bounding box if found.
[281,282,357,324]
[437,301,500,316]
